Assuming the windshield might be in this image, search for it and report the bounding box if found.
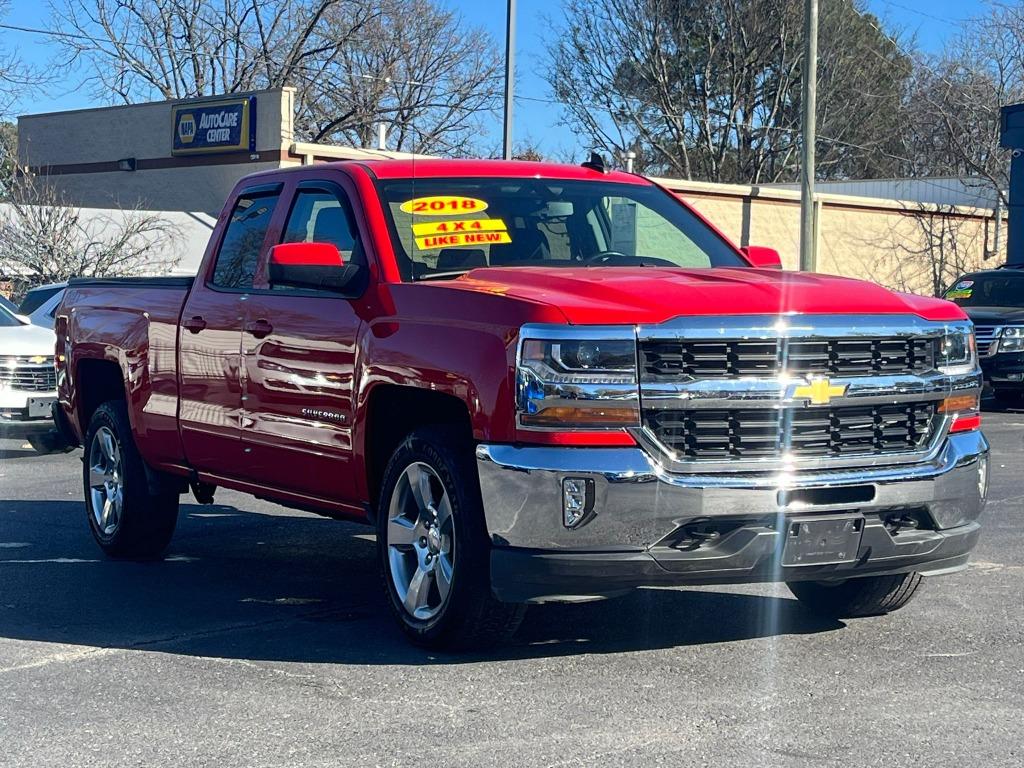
[18,286,64,315]
[944,274,1024,308]
[376,177,747,281]
[0,303,25,327]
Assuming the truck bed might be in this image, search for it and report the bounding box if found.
[58,276,194,468]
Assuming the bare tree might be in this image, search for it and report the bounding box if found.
[0,1,48,117]
[0,120,17,195]
[295,0,502,154]
[50,0,502,155]
[899,3,1024,207]
[545,0,911,183]
[877,204,987,297]
[50,0,364,101]
[0,172,180,289]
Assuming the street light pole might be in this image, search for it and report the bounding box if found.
[799,0,819,272]
[502,0,516,160]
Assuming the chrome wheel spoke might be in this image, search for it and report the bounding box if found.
[109,489,122,530]
[406,463,434,512]
[387,516,419,548]
[403,566,434,617]
[99,497,113,530]
[435,553,453,603]
[100,430,117,463]
[434,490,453,529]
[89,465,111,489]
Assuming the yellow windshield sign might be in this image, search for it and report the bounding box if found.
[411,218,507,237]
[400,196,489,215]
[791,378,848,405]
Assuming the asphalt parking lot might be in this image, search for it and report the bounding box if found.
[0,410,1021,767]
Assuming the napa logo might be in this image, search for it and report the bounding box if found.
[171,97,255,155]
[177,112,196,145]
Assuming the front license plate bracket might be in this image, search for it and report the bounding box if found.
[782,514,865,566]
[27,397,56,419]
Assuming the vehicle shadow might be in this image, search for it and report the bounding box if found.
[0,448,45,460]
[0,499,844,666]
[0,423,54,441]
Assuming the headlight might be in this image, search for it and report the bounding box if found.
[517,333,639,429]
[938,328,975,371]
[998,326,1024,353]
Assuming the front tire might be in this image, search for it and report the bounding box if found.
[377,426,525,650]
[83,401,179,559]
[787,572,923,618]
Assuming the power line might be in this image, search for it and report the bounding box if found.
[876,0,964,28]
[0,21,434,89]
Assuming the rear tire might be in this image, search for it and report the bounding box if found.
[83,401,179,559]
[377,426,526,650]
[787,572,923,618]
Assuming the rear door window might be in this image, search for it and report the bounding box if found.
[211,191,280,289]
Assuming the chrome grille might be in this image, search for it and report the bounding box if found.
[641,337,936,380]
[0,356,57,392]
[973,325,999,356]
[645,402,938,460]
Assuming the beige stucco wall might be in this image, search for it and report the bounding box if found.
[658,178,1001,296]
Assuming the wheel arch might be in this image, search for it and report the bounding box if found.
[75,357,127,434]
[361,384,474,516]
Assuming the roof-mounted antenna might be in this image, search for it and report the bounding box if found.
[581,151,607,174]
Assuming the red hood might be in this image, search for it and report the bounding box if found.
[437,267,965,324]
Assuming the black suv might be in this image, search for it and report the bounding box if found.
[944,267,1024,402]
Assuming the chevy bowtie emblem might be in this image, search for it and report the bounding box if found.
[791,377,848,405]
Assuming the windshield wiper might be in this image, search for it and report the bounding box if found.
[414,269,474,281]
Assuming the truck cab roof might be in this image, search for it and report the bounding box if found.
[245,157,649,185]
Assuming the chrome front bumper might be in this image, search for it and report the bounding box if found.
[476,432,989,602]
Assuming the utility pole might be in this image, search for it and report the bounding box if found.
[502,0,516,160]
[994,194,1003,260]
[799,0,819,272]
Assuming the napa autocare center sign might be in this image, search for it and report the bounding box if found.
[172,97,256,155]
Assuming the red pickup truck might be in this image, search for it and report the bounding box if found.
[54,159,988,649]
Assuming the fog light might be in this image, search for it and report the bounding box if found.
[562,477,595,529]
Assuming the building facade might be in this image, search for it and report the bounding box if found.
[17,87,413,216]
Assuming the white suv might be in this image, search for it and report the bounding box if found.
[0,303,58,423]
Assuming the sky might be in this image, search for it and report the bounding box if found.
[0,0,984,158]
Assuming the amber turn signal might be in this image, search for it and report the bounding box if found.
[939,393,981,434]
[938,394,979,413]
[519,405,640,428]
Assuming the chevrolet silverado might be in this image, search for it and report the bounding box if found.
[54,159,988,649]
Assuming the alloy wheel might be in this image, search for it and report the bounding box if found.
[386,462,455,621]
[88,426,124,537]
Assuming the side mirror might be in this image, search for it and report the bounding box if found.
[268,242,365,294]
[741,245,783,270]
